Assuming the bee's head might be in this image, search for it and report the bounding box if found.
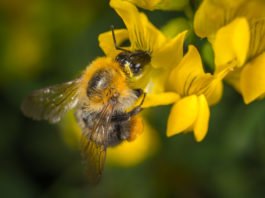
[115,50,151,78]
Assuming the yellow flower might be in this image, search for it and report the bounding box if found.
[194,0,265,104]
[165,45,225,141]
[99,0,187,98]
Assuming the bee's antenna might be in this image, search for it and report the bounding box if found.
[110,25,130,53]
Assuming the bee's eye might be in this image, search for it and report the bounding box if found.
[87,70,110,96]
[131,63,142,74]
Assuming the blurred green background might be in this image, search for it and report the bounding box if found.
[1,0,265,197]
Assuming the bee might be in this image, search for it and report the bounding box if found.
[21,27,151,183]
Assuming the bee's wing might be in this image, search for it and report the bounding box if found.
[21,79,81,123]
[81,138,107,184]
[81,104,113,184]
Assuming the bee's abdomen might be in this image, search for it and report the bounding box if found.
[75,108,133,147]
[107,121,131,147]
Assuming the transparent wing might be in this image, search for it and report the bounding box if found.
[21,79,81,123]
[81,104,113,184]
[81,138,107,184]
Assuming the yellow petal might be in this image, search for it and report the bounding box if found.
[248,19,265,60]
[128,0,189,11]
[168,45,204,95]
[152,30,187,69]
[224,67,243,94]
[142,92,180,108]
[178,71,224,106]
[167,95,198,137]
[127,0,161,10]
[154,0,189,11]
[194,0,265,39]
[214,18,250,67]
[193,95,210,142]
[98,29,129,58]
[207,80,223,106]
[107,119,159,167]
[110,0,165,52]
[241,52,265,104]
[194,0,255,38]
[194,0,228,38]
[238,0,265,20]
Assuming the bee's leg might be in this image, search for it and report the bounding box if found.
[130,89,146,113]
[133,88,143,98]
[111,112,131,122]
[127,115,143,141]
[111,91,146,122]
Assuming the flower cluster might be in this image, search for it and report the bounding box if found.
[97,0,265,164]
[194,0,265,104]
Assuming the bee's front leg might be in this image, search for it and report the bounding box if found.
[133,88,143,98]
[111,111,134,122]
[133,88,146,106]
[111,105,143,122]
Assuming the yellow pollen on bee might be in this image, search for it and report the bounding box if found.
[124,63,133,78]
